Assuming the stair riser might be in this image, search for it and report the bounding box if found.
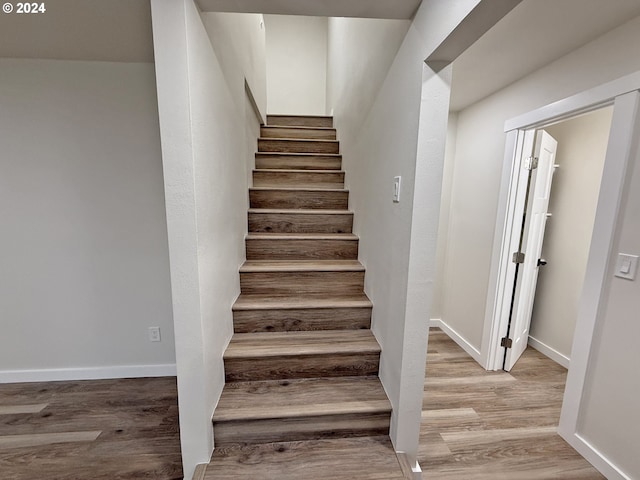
[268,115,333,128]
[249,212,353,234]
[246,239,358,261]
[240,271,364,296]
[233,307,372,333]
[259,139,339,154]
[213,412,389,446]
[256,154,341,171]
[224,352,380,382]
[253,171,345,188]
[261,126,337,140]
[250,190,349,210]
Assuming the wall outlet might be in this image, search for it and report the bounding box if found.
[148,327,161,342]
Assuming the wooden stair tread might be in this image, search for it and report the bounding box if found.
[246,233,358,240]
[254,168,344,174]
[255,152,341,157]
[233,294,372,310]
[240,259,364,272]
[215,376,390,422]
[224,330,380,358]
[216,399,390,422]
[250,186,348,193]
[262,125,337,132]
[248,208,353,215]
[268,114,333,119]
[259,137,338,143]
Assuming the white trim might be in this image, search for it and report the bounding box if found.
[559,91,640,438]
[395,452,422,480]
[193,463,208,480]
[527,336,570,369]
[0,364,177,383]
[410,460,422,480]
[429,318,443,329]
[505,70,640,131]
[432,318,481,363]
[561,433,633,480]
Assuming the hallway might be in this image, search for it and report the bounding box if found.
[420,329,604,479]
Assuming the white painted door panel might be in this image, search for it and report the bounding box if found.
[505,130,558,371]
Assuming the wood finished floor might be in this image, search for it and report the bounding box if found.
[0,332,608,479]
[0,377,182,480]
[421,328,605,479]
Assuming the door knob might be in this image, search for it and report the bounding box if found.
[537,258,547,267]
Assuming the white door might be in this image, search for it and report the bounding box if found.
[504,130,558,371]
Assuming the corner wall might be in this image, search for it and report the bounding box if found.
[326,0,485,462]
[441,15,640,351]
[0,58,175,382]
[578,108,640,478]
[150,1,265,478]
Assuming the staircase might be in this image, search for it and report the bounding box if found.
[211,115,392,455]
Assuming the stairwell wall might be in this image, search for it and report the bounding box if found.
[326,0,484,462]
[151,1,266,478]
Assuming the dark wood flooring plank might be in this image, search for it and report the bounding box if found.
[0,377,182,480]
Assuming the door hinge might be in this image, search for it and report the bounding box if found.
[524,156,539,170]
[512,252,525,264]
[501,337,513,349]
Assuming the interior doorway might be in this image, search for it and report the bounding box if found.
[477,77,640,477]
[501,107,613,371]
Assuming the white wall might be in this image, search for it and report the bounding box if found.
[326,0,484,462]
[529,108,612,361]
[265,15,327,115]
[326,17,410,139]
[0,58,175,381]
[441,15,640,351]
[432,113,458,319]
[151,1,265,478]
[576,111,640,477]
[202,12,267,121]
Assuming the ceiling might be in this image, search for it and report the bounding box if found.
[0,0,420,62]
[450,0,640,111]
[3,0,639,105]
[197,0,422,19]
[0,0,154,62]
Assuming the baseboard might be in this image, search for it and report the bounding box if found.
[0,363,177,384]
[562,432,632,480]
[192,463,208,480]
[429,318,442,329]
[430,318,482,363]
[395,452,422,480]
[528,336,570,369]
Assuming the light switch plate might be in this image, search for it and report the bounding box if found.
[393,176,401,203]
[614,253,638,280]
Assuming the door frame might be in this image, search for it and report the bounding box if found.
[480,71,640,478]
